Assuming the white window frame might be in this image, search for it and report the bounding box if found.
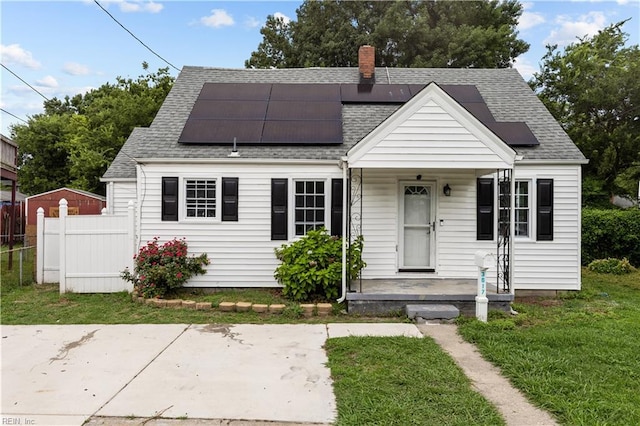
[514,180,531,238]
[292,178,327,237]
[182,176,220,222]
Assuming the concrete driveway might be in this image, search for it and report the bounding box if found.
[1,323,422,425]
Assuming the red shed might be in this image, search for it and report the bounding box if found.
[25,188,106,244]
[26,187,106,225]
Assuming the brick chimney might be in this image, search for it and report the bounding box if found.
[358,45,375,83]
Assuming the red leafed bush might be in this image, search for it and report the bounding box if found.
[121,237,209,298]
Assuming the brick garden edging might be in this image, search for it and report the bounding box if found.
[133,293,333,317]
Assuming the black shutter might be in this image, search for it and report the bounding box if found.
[537,179,554,241]
[331,178,343,237]
[477,178,494,240]
[222,177,239,221]
[271,179,288,240]
[161,177,178,221]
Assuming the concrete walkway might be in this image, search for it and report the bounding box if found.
[418,323,558,426]
[1,323,556,426]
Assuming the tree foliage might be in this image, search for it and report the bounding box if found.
[12,64,174,195]
[530,21,640,198]
[246,0,529,69]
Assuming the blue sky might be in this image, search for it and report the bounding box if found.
[1,0,639,136]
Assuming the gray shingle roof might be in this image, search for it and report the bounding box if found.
[103,66,586,180]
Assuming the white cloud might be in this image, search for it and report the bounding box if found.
[0,44,41,69]
[36,75,59,88]
[544,11,608,47]
[513,56,539,81]
[97,0,163,13]
[273,12,291,25]
[519,11,546,31]
[63,62,91,76]
[199,9,235,28]
[244,16,261,29]
[119,1,163,14]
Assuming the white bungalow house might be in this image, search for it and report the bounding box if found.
[102,46,587,313]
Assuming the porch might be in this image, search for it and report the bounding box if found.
[345,278,513,316]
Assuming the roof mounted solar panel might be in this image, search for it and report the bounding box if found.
[486,122,540,146]
[270,83,340,101]
[189,100,268,120]
[198,83,272,100]
[179,120,264,144]
[341,84,412,103]
[439,85,485,103]
[262,120,343,144]
[266,101,342,121]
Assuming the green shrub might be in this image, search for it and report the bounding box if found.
[274,228,366,302]
[582,208,640,267]
[587,258,636,275]
[121,237,209,298]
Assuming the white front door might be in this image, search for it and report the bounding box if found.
[400,183,435,270]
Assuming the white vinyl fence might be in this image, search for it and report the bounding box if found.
[37,198,136,293]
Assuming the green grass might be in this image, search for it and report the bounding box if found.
[458,268,640,426]
[1,244,36,288]
[326,336,505,425]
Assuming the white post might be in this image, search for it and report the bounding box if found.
[59,198,68,294]
[125,200,136,291]
[36,207,44,284]
[475,250,494,322]
[101,207,107,215]
[476,267,489,322]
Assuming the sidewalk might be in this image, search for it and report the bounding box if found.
[417,323,558,426]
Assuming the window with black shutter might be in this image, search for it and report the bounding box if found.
[477,178,494,240]
[222,177,238,221]
[271,179,288,240]
[536,179,554,241]
[331,178,343,237]
[161,177,178,221]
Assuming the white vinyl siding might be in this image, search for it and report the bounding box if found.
[357,165,581,291]
[138,162,341,288]
[357,168,496,282]
[512,165,582,290]
[110,181,137,215]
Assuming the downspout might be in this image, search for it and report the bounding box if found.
[337,157,349,303]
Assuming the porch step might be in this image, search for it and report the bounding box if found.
[405,304,460,320]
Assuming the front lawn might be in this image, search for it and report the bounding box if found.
[458,268,640,425]
[326,336,504,425]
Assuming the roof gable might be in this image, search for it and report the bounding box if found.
[347,83,517,169]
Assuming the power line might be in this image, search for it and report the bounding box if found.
[93,0,180,72]
[1,63,50,101]
[0,108,28,124]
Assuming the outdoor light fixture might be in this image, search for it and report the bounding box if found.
[443,184,451,196]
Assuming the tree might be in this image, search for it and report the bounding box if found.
[530,21,640,199]
[246,0,529,69]
[12,65,174,195]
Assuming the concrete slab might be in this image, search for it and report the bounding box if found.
[1,324,189,425]
[406,304,459,319]
[327,323,423,338]
[97,324,336,424]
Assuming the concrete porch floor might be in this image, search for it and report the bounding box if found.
[346,278,513,316]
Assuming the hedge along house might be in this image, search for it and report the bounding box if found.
[102,46,587,313]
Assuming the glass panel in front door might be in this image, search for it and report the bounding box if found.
[403,185,431,268]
